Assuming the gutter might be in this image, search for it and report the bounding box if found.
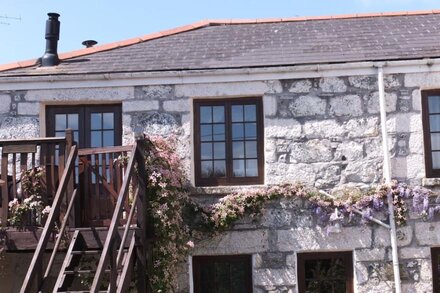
[0,57,440,91]
[377,65,402,293]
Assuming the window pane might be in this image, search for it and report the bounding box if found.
[246,159,258,177]
[201,161,213,178]
[233,160,245,177]
[433,152,440,169]
[213,142,225,159]
[91,131,102,147]
[200,106,212,123]
[246,141,257,158]
[103,113,114,129]
[55,114,66,131]
[91,113,102,130]
[430,115,440,132]
[68,114,79,130]
[245,123,257,139]
[73,131,79,144]
[429,96,440,113]
[103,130,114,147]
[213,124,225,141]
[201,143,213,160]
[233,142,244,158]
[232,123,244,140]
[232,105,244,122]
[212,106,225,123]
[213,161,226,177]
[244,104,256,121]
[55,131,64,137]
[201,125,212,142]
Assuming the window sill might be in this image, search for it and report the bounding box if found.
[422,177,440,187]
[190,184,266,196]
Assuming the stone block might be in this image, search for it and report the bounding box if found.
[374,225,413,247]
[386,113,422,133]
[288,80,312,93]
[261,209,292,228]
[354,262,369,285]
[289,139,333,163]
[348,75,376,90]
[355,248,386,262]
[399,247,431,259]
[277,226,372,251]
[123,100,159,112]
[303,119,345,138]
[319,77,347,93]
[401,282,433,293]
[384,75,402,88]
[408,132,424,154]
[405,71,440,88]
[0,94,10,114]
[0,117,39,139]
[175,81,269,97]
[265,80,283,93]
[285,254,295,268]
[343,159,381,183]
[193,230,269,255]
[163,98,190,112]
[135,85,174,99]
[288,95,326,117]
[263,95,278,116]
[366,92,398,114]
[415,222,440,245]
[131,112,181,136]
[17,102,39,115]
[334,141,364,161]
[344,117,379,138]
[254,269,296,286]
[329,95,363,116]
[265,118,302,139]
[391,155,425,180]
[25,87,134,101]
[412,89,421,111]
[266,163,316,185]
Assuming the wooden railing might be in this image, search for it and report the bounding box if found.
[0,130,74,227]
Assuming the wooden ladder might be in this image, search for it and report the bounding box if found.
[19,137,149,293]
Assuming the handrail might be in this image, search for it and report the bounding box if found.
[0,137,66,145]
[90,142,138,293]
[19,144,78,293]
[78,145,133,156]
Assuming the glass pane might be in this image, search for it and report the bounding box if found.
[212,106,225,123]
[55,131,64,137]
[103,130,114,147]
[429,96,440,113]
[433,152,440,169]
[232,105,244,122]
[246,159,258,177]
[201,125,212,142]
[246,141,257,158]
[432,134,440,151]
[233,160,245,177]
[233,142,245,158]
[213,161,226,177]
[91,113,102,130]
[67,114,79,130]
[91,131,102,147]
[245,123,257,139]
[231,262,247,293]
[244,104,256,121]
[213,143,225,159]
[430,115,440,132]
[200,106,212,123]
[201,161,213,178]
[73,131,79,144]
[103,113,114,129]
[201,143,213,160]
[213,124,225,141]
[55,114,66,131]
[232,123,244,140]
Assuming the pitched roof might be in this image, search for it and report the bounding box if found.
[2,10,440,76]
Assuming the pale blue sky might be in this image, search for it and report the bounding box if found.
[1,0,440,64]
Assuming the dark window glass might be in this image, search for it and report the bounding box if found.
[194,98,264,186]
[433,248,440,293]
[422,91,440,177]
[298,252,353,293]
[193,255,252,293]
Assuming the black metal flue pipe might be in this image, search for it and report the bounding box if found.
[41,13,60,67]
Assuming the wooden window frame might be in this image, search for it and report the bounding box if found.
[46,104,122,148]
[193,97,264,186]
[433,247,440,292]
[297,251,354,293]
[422,90,440,178]
[192,255,253,293]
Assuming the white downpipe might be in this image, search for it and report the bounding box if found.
[378,66,401,293]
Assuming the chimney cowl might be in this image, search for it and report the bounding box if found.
[41,12,60,67]
[82,40,98,48]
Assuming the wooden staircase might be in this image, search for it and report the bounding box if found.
[16,133,149,293]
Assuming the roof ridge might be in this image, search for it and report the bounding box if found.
[1,9,439,72]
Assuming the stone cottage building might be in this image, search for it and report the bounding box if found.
[1,10,440,293]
